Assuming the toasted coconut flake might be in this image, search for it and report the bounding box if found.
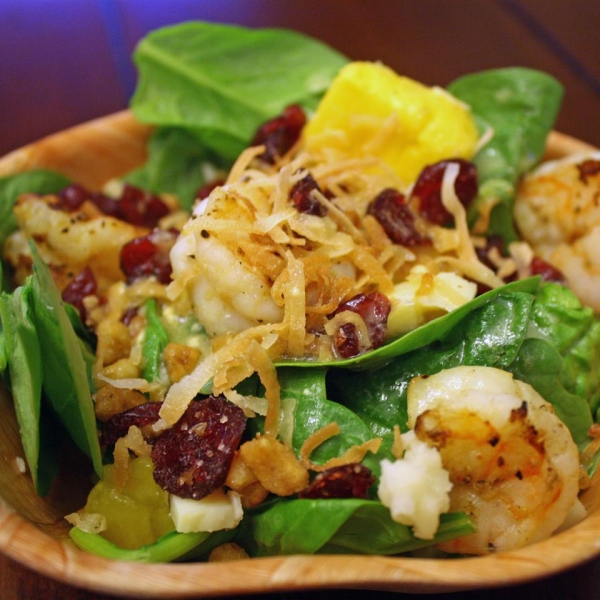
[300,422,382,472]
[300,422,341,466]
[113,425,152,492]
[226,146,267,184]
[438,163,504,290]
[391,424,404,460]
[65,511,107,534]
[96,373,159,393]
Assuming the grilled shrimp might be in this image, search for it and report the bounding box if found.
[514,152,600,311]
[407,366,580,554]
[169,192,284,337]
[3,193,146,291]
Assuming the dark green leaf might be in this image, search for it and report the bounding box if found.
[141,298,170,383]
[124,127,228,210]
[274,367,384,474]
[29,242,103,477]
[322,505,474,555]
[0,282,60,494]
[528,282,600,414]
[250,498,473,556]
[508,338,592,449]
[131,21,348,160]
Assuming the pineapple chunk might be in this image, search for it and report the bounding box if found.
[76,456,174,549]
[303,62,479,184]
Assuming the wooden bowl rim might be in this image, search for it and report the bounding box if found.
[0,111,599,597]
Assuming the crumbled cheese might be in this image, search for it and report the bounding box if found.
[378,430,451,540]
[387,265,477,336]
[170,488,243,533]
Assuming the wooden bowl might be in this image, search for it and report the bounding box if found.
[0,112,599,597]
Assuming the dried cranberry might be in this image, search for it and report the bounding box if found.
[120,229,178,284]
[367,188,425,246]
[252,104,306,164]
[100,402,163,448]
[332,291,391,357]
[121,307,139,326]
[290,174,327,216]
[61,267,97,320]
[333,322,360,359]
[412,159,478,225]
[57,183,170,228]
[475,235,506,272]
[90,191,121,218]
[530,256,565,283]
[151,396,246,500]
[577,159,600,184]
[117,184,170,228]
[298,464,375,499]
[58,184,89,211]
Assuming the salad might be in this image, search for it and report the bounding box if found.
[1,21,600,563]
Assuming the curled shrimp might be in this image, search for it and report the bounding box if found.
[169,191,284,337]
[514,152,600,311]
[407,366,580,554]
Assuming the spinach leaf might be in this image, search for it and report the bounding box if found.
[0,169,70,248]
[69,527,234,563]
[141,298,170,383]
[276,367,385,474]
[249,498,473,556]
[509,338,592,449]
[131,21,348,160]
[124,127,227,211]
[448,68,563,242]
[0,281,60,495]
[29,242,103,477]
[528,282,600,417]
[321,504,473,555]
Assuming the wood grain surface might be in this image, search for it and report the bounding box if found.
[1,2,600,599]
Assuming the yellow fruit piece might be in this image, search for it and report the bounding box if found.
[303,62,479,184]
[82,456,174,549]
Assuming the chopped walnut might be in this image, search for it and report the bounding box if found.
[239,435,308,496]
[163,342,202,383]
[208,542,249,562]
[94,384,147,422]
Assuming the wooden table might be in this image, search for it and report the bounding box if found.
[1,1,600,598]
